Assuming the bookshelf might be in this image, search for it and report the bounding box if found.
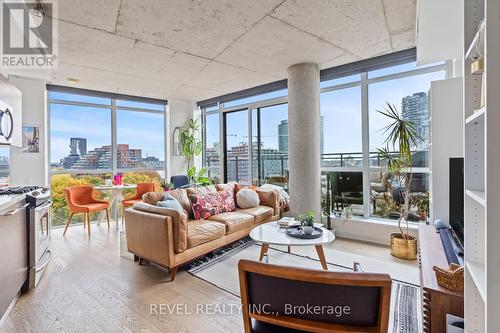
[463,0,500,331]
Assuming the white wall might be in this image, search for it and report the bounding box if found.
[429,77,464,224]
[166,99,199,178]
[9,77,48,186]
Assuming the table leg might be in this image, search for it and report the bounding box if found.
[315,245,328,270]
[259,243,269,262]
[115,189,124,228]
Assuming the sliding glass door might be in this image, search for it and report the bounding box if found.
[252,104,288,186]
[224,109,250,184]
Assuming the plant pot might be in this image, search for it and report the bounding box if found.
[390,233,417,260]
[419,211,428,222]
[303,226,314,235]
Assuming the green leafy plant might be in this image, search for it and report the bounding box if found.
[187,166,211,186]
[160,179,174,191]
[298,211,315,227]
[179,118,211,185]
[321,173,333,230]
[377,102,422,239]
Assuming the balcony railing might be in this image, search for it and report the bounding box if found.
[206,150,429,182]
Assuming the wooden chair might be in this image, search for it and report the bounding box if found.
[238,259,392,333]
[63,186,110,237]
[121,182,156,219]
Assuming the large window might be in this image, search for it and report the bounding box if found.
[201,59,446,222]
[49,89,166,226]
[321,86,362,167]
[202,111,220,181]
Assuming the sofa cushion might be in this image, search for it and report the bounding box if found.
[187,185,217,196]
[169,189,193,218]
[234,183,257,195]
[187,220,226,248]
[208,212,254,234]
[157,192,184,212]
[216,183,237,198]
[237,205,274,224]
[142,191,166,205]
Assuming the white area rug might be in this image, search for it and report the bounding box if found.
[188,239,421,333]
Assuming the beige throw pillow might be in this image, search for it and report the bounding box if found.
[236,188,260,209]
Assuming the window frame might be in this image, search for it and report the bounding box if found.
[48,90,167,177]
[201,61,448,219]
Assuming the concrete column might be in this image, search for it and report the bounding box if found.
[287,63,321,219]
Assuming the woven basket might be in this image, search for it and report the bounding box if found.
[433,263,464,292]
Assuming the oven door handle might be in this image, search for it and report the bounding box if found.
[0,203,29,216]
[35,200,53,211]
[35,250,52,273]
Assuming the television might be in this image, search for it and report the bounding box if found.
[439,157,465,265]
[449,157,464,246]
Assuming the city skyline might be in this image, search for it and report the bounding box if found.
[55,137,164,170]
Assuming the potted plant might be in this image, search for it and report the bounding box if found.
[179,118,211,185]
[321,173,333,230]
[298,211,315,235]
[160,179,173,192]
[377,102,422,260]
[417,195,429,223]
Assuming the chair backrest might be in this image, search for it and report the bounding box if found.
[170,175,189,189]
[134,182,156,199]
[238,260,391,333]
[64,186,94,206]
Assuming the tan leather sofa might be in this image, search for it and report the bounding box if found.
[124,183,280,281]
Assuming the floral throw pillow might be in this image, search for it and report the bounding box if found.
[218,191,236,212]
[189,192,221,220]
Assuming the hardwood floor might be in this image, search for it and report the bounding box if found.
[0,224,243,333]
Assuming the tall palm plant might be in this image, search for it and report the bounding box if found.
[377,102,422,244]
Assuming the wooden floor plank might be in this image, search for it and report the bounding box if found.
[0,224,243,333]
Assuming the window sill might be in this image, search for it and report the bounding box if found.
[329,216,422,245]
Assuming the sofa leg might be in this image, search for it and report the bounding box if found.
[133,255,139,262]
[138,257,143,265]
[170,267,178,282]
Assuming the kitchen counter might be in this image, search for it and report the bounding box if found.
[0,194,26,212]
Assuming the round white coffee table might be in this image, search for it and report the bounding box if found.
[249,221,335,270]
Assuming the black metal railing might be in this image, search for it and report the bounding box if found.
[206,150,428,182]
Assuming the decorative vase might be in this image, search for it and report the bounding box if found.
[303,225,314,235]
[390,232,417,260]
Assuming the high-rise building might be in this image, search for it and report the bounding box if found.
[401,92,429,150]
[278,120,288,153]
[59,139,164,169]
[69,137,87,156]
[277,117,324,154]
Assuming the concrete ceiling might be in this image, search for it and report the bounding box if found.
[9,0,416,102]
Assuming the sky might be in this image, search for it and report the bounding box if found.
[206,62,446,155]
[50,93,165,164]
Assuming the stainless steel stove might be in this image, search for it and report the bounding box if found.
[25,187,52,289]
[0,186,52,290]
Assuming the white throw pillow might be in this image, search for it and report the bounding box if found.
[236,188,260,209]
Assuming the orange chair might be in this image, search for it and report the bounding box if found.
[63,186,110,237]
[121,182,156,218]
